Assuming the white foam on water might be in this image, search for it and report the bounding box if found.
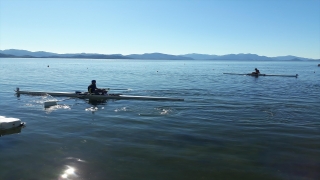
[85,107,98,112]
[115,107,128,112]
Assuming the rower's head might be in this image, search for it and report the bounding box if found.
[92,80,96,84]
[255,68,257,70]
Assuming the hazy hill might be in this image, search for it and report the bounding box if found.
[0,49,130,59]
[181,53,317,61]
[127,53,193,60]
[66,54,131,59]
[182,53,219,60]
[0,49,57,57]
[218,54,273,60]
[271,55,311,61]
[0,53,16,57]
[0,49,317,60]
[182,53,273,60]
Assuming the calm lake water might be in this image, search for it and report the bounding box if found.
[0,58,319,180]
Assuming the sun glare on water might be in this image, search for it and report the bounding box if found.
[60,166,76,179]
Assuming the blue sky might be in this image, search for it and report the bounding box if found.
[0,0,319,59]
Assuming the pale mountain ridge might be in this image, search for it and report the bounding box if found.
[0,49,57,57]
[0,49,129,59]
[181,53,313,60]
[127,53,193,60]
[0,49,317,60]
[271,55,312,61]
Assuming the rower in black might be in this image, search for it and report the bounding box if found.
[252,68,260,74]
[88,80,107,95]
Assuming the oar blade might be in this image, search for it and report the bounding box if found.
[44,101,57,108]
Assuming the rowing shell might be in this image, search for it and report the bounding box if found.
[15,89,184,101]
[223,73,298,77]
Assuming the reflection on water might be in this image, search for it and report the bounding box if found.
[0,126,25,137]
[85,100,108,113]
[59,157,87,180]
[155,107,173,115]
[86,99,109,106]
[45,104,71,114]
[60,166,77,179]
[115,106,128,112]
[85,106,98,112]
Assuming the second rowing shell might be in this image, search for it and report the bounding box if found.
[223,73,298,77]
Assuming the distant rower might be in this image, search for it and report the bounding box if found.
[252,68,260,75]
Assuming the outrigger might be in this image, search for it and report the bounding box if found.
[15,88,184,101]
[223,73,298,77]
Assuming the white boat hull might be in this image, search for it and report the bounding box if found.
[15,89,184,101]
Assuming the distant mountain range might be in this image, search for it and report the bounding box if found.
[0,49,318,61]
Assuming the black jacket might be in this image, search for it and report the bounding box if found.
[88,84,97,93]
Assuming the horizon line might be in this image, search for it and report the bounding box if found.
[1,48,319,59]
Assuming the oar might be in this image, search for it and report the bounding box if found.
[44,96,82,107]
[103,88,131,91]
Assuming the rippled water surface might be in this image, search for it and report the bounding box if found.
[0,58,319,180]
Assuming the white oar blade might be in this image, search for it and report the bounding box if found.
[44,101,57,107]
